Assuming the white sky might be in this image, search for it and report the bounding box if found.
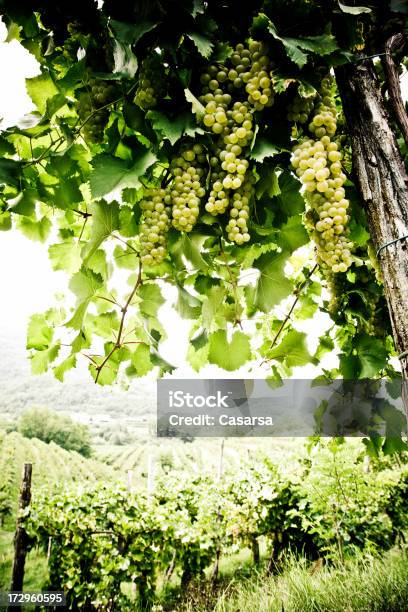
[1,19,405,381]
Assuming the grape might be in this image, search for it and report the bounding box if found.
[139,189,171,267]
[169,143,206,232]
[326,266,385,338]
[287,93,315,124]
[290,76,353,273]
[205,156,230,215]
[225,172,255,244]
[77,79,117,144]
[326,272,346,319]
[199,41,274,194]
[244,41,274,110]
[134,53,165,110]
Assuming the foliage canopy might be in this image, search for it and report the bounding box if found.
[0,1,406,410]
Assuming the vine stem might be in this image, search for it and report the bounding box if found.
[94,260,143,383]
[260,263,318,366]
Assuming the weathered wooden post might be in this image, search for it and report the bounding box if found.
[9,463,32,611]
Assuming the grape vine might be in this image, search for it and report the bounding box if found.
[0,0,402,394]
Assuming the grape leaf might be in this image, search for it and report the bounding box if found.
[147,110,202,145]
[113,244,139,269]
[112,40,138,78]
[26,72,59,114]
[253,14,338,67]
[266,330,311,367]
[9,189,36,216]
[254,250,293,311]
[110,19,158,44]
[354,334,388,378]
[212,42,233,62]
[187,32,214,58]
[27,314,54,350]
[276,171,305,216]
[390,0,408,13]
[208,330,251,371]
[337,1,372,14]
[256,166,280,199]
[277,215,309,251]
[49,242,82,274]
[87,249,110,280]
[250,137,279,162]
[0,158,22,187]
[131,343,153,376]
[202,286,226,330]
[191,0,205,17]
[30,343,60,375]
[187,340,209,371]
[170,232,209,271]
[17,216,52,242]
[89,151,157,199]
[67,268,104,329]
[82,200,120,263]
[53,354,77,382]
[184,88,206,118]
[348,219,370,246]
[176,286,202,319]
[0,212,12,230]
[139,284,164,318]
[52,178,83,210]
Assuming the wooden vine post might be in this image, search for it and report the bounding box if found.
[336,57,408,414]
[9,463,32,610]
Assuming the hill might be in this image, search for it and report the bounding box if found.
[0,431,118,525]
[0,330,155,422]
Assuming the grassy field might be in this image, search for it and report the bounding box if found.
[162,548,408,612]
[0,531,48,592]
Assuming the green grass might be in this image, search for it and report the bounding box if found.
[163,548,408,612]
[0,531,47,593]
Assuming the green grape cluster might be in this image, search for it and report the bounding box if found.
[225,173,255,244]
[243,40,274,110]
[363,292,381,335]
[308,76,337,138]
[206,155,229,214]
[77,79,117,144]
[199,40,273,199]
[139,189,171,267]
[326,272,346,319]
[199,42,273,111]
[326,269,385,337]
[134,54,165,110]
[169,144,206,232]
[287,94,315,124]
[291,77,353,273]
[136,40,275,250]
